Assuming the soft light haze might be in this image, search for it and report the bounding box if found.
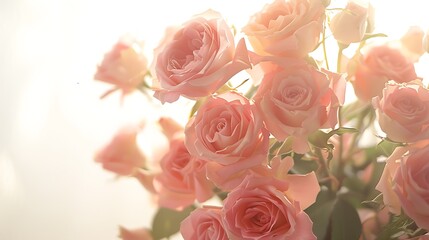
[0,0,428,239]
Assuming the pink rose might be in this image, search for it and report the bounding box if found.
[180,206,228,240]
[254,63,345,153]
[94,37,148,99]
[262,156,320,209]
[329,0,369,45]
[151,10,251,103]
[377,145,429,230]
[119,226,153,240]
[352,45,418,102]
[373,80,429,143]
[154,136,214,210]
[185,91,269,186]
[242,0,325,57]
[94,124,146,176]
[222,174,316,240]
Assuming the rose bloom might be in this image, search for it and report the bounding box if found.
[254,63,345,153]
[94,124,146,176]
[151,10,251,103]
[94,37,148,99]
[329,0,369,45]
[185,91,269,186]
[373,80,429,143]
[400,26,425,60]
[154,136,214,210]
[222,174,316,240]
[119,226,153,240]
[180,206,228,240]
[243,0,325,58]
[351,45,418,102]
[377,145,429,230]
[424,28,429,54]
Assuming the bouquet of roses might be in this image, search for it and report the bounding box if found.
[92,0,429,239]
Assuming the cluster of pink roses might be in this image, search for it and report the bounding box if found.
[93,0,429,239]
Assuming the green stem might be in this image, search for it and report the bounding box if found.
[322,20,330,70]
[337,45,344,73]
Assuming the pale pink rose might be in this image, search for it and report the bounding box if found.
[424,29,429,54]
[95,37,148,99]
[394,146,429,230]
[243,0,325,58]
[263,156,320,209]
[119,226,153,240]
[254,63,345,153]
[185,91,269,186]
[94,124,146,176]
[205,155,320,203]
[154,136,214,210]
[151,10,251,103]
[329,0,369,45]
[352,45,418,102]
[377,145,429,230]
[133,117,182,194]
[222,174,316,240]
[180,206,228,240]
[373,80,429,143]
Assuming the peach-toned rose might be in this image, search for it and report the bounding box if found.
[400,26,425,59]
[95,37,148,99]
[424,29,429,54]
[94,124,146,176]
[377,145,429,230]
[185,92,269,186]
[254,63,345,153]
[243,0,325,58]
[222,174,316,240]
[180,206,228,240]
[329,0,369,45]
[119,226,153,240]
[351,45,418,102]
[151,10,251,103]
[373,80,429,143]
[154,136,214,210]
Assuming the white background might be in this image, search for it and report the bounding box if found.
[0,0,428,239]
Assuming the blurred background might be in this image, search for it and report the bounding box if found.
[0,0,428,239]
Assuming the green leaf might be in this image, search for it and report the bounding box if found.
[376,139,403,156]
[362,33,388,42]
[330,127,359,136]
[305,188,336,240]
[152,206,195,240]
[308,128,358,149]
[331,199,362,240]
[188,98,205,119]
[292,156,318,174]
[308,130,331,149]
